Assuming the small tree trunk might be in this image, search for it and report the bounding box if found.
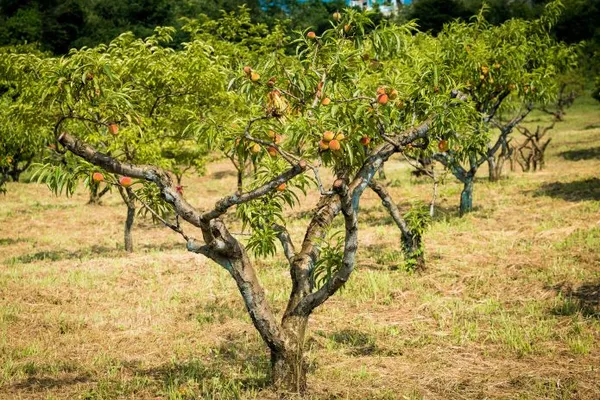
[124,203,135,253]
[0,173,8,193]
[487,156,499,182]
[460,177,474,216]
[271,315,308,394]
[118,187,136,253]
[368,179,426,271]
[88,183,110,205]
[402,233,425,271]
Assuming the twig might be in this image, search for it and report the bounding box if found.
[129,189,189,241]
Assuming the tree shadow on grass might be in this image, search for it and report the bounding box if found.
[549,282,600,319]
[11,375,90,391]
[5,241,190,265]
[533,178,600,202]
[137,336,271,397]
[4,245,117,265]
[559,146,600,161]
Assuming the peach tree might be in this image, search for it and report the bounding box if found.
[427,3,577,215]
[12,28,229,252]
[22,10,481,392]
[0,45,53,193]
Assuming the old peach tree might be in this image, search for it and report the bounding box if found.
[18,11,479,393]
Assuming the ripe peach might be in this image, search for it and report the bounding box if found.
[438,139,449,152]
[335,132,345,141]
[251,143,261,153]
[243,66,252,75]
[323,131,335,141]
[119,176,133,187]
[376,87,386,95]
[360,136,371,146]
[276,183,287,192]
[321,97,331,106]
[319,140,330,150]
[108,123,119,135]
[307,31,316,39]
[344,24,351,33]
[329,139,341,151]
[267,146,278,157]
[92,172,104,183]
[274,134,282,144]
[377,93,389,105]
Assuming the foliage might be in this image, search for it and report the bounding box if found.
[0,3,585,391]
[421,3,578,212]
[402,202,432,271]
[0,45,53,193]
[312,229,345,289]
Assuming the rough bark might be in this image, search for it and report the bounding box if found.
[117,186,136,252]
[487,156,499,182]
[460,177,474,216]
[271,315,309,393]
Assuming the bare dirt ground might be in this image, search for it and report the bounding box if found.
[1,96,599,399]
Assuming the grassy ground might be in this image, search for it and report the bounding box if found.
[1,95,599,399]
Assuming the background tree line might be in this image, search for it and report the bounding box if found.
[0,0,597,54]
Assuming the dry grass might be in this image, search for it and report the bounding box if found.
[1,95,600,399]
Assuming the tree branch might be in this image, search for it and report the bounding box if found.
[58,131,204,229]
[293,179,358,315]
[273,224,296,263]
[368,179,413,240]
[200,161,307,222]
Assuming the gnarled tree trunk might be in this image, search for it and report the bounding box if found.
[271,315,309,393]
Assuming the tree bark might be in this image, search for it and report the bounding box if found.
[460,177,474,216]
[487,156,499,182]
[124,202,135,252]
[118,186,136,253]
[271,315,309,393]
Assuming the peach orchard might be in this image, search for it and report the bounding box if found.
[0,4,576,393]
